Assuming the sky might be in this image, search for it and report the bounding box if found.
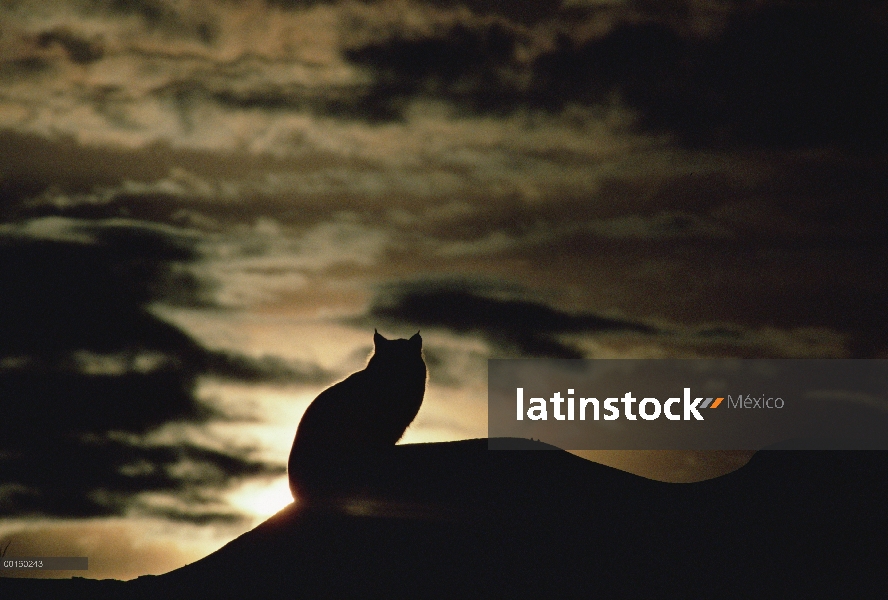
[1,0,887,580]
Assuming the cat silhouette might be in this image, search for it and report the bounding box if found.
[288,330,426,500]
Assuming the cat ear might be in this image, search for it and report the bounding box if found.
[374,330,386,347]
[409,331,422,349]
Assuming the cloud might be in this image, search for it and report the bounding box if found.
[0,434,281,521]
[341,20,531,121]
[339,2,888,149]
[362,277,882,360]
[204,351,331,385]
[0,223,320,520]
[364,282,657,358]
[0,225,205,354]
[546,3,888,149]
[35,27,104,64]
[0,130,309,211]
[4,0,883,152]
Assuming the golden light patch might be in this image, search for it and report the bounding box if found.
[226,476,294,522]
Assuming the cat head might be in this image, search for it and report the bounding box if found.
[373,329,422,352]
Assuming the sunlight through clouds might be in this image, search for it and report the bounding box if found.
[227,476,294,522]
[2,0,886,582]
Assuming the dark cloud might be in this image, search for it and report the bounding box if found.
[528,22,688,112]
[35,28,104,64]
[0,229,206,357]
[341,2,888,149]
[342,21,528,121]
[0,226,320,519]
[584,3,888,149]
[205,351,331,386]
[365,283,657,358]
[0,436,278,522]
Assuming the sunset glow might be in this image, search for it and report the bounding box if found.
[228,477,295,520]
[2,0,885,582]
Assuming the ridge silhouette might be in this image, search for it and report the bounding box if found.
[3,440,886,598]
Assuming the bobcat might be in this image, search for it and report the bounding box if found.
[288,330,427,500]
